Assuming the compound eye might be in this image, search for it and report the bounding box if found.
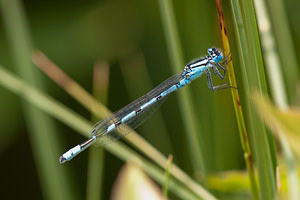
[207,47,213,55]
[208,47,223,63]
[213,54,223,63]
[207,47,217,56]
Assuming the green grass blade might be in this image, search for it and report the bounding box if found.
[230,0,277,199]
[0,1,75,199]
[86,147,105,200]
[266,0,299,106]
[86,62,110,200]
[253,0,287,108]
[158,0,206,175]
[215,1,259,199]
[253,0,300,199]
[252,93,300,200]
[163,154,173,198]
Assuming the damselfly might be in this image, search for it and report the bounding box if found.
[59,47,233,163]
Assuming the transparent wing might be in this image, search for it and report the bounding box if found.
[95,97,168,144]
[90,70,184,144]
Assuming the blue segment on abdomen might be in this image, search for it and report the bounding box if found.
[177,79,191,89]
[107,124,116,132]
[161,85,177,97]
[140,97,157,110]
[121,111,136,123]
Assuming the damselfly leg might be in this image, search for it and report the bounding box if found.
[206,52,237,91]
[213,51,231,79]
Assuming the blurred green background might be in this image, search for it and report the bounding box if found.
[0,0,299,199]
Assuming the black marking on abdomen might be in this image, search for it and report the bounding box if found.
[136,108,142,113]
[156,94,162,100]
[115,120,121,127]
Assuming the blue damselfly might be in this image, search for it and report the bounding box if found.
[59,47,233,163]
